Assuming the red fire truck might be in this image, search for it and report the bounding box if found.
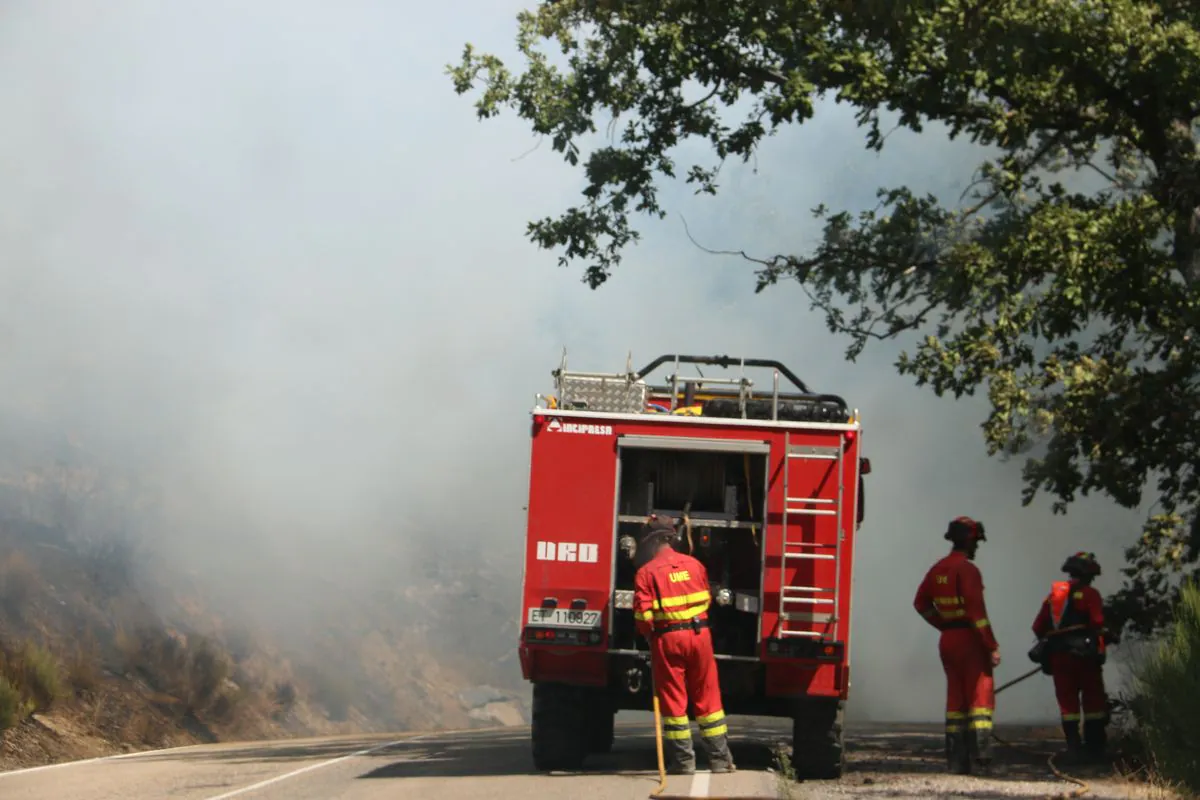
[518,353,868,779]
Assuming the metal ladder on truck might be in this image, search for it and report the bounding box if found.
[777,430,846,641]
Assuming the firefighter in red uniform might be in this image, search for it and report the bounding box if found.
[633,514,734,775]
[913,516,1001,775]
[1030,551,1113,761]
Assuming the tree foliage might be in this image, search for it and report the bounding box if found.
[449,0,1200,635]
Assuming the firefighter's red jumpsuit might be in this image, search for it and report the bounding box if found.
[633,545,732,772]
[1032,580,1108,754]
[913,550,1000,770]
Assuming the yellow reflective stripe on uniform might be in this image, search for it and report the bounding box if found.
[663,716,689,726]
[967,707,993,730]
[919,608,938,619]
[945,723,963,733]
[945,711,966,720]
[696,709,725,725]
[651,601,710,622]
[634,610,655,621]
[975,618,991,628]
[933,596,965,606]
[700,723,727,737]
[939,609,966,619]
[664,729,692,740]
[651,591,711,610]
[1061,713,1081,721]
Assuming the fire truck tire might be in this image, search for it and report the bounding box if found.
[531,683,588,771]
[790,700,844,780]
[587,705,615,754]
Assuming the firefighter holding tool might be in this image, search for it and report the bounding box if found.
[1029,551,1113,762]
[633,514,735,776]
[913,516,1000,775]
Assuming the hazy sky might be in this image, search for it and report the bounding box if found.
[0,1,1146,722]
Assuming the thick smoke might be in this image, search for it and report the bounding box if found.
[0,1,1143,724]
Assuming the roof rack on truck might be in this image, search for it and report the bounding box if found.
[538,350,855,424]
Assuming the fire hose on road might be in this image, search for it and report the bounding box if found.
[991,665,1090,799]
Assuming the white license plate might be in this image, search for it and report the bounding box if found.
[527,608,602,629]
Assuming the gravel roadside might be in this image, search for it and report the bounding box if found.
[779,724,1176,800]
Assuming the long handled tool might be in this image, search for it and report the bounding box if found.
[994,666,1042,695]
[651,694,668,797]
[649,692,774,800]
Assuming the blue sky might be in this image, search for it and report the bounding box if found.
[0,1,1146,721]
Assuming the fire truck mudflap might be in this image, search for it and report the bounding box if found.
[518,354,868,778]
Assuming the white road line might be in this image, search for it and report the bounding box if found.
[689,769,711,797]
[0,743,193,779]
[201,734,428,800]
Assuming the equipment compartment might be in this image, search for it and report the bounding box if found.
[610,444,768,659]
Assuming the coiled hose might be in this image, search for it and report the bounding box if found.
[991,667,1091,798]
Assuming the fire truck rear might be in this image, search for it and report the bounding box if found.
[518,353,868,779]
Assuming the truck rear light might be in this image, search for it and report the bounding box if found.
[613,590,634,609]
[570,598,587,610]
[524,627,604,647]
[541,597,558,609]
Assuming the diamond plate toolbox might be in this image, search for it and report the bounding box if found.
[559,375,647,413]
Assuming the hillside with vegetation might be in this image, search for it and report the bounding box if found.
[0,423,526,771]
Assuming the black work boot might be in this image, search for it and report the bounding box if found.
[970,727,994,775]
[1060,719,1083,761]
[1082,719,1108,762]
[946,731,970,775]
[699,732,736,773]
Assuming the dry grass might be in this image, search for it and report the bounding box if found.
[116,625,234,716]
[0,674,32,731]
[120,708,169,747]
[0,550,40,610]
[0,638,65,730]
[273,681,297,717]
[64,638,103,696]
[296,664,354,722]
[16,640,66,711]
[1113,753,1191,800]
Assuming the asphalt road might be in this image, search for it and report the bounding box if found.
[0,717,786,800]
[0,717,1153,799]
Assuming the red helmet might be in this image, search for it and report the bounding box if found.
[1062,551,1101,578]
[945,516,986,544]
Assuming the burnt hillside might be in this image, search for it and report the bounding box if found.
[0,425,527,770]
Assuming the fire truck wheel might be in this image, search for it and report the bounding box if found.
[790,699,845,780]
[531,683,588,771]
[587,705,615,754]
